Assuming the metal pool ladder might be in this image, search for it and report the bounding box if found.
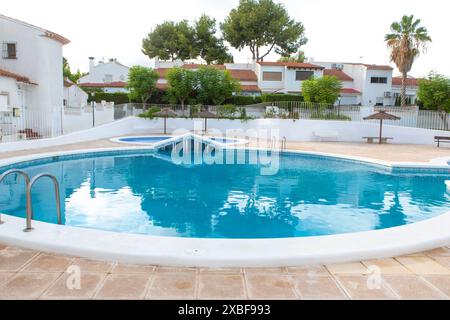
[0,170,62,231]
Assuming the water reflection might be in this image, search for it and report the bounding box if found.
[0,151,449,238]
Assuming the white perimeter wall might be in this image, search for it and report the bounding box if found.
[1,116,448,153]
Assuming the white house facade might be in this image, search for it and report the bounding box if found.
[0,13,69,139]
[63,78,88,109]
[78,58,130,93]
[255,61,324,94]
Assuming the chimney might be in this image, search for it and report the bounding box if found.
[89,57,95,75]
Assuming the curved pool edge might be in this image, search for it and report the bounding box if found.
[1,145,450,267]
[1,212,450,267]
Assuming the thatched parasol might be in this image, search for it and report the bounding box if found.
[196,110,218,133]
[154,108,177,134]
[363,111,400,144]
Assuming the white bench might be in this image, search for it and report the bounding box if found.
[313,130,339,141]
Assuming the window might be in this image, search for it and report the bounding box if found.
[263,72,282,81]
[370,77,387,84]
[2,42,17,59]
[295,71,314,81]
[63,99,68,107]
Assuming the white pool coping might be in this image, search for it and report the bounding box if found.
[1,145,450,267]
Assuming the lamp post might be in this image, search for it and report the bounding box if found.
[91,92,96,128]
[337,96,342,117]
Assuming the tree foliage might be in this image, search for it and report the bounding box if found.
[301,76,342,104]
[385,15,431,106]
[221,0,307,61]
[142,21,196,61]
[127,66,159,104]
[63,57,87,83]
[418,72,450,112]
[278,51,306,63]
[194,15,233,64]
[195,67,240,105]
[166,68,196,106]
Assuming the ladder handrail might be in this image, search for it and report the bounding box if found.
[0,169,31,225]
[24,173,62,232]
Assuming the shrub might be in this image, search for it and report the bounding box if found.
[310,112,351,121]
[261,93,304,102]
[225,95,262,105]
[138,106,162,119]
[88,92,130,104]
[217,104,238,118]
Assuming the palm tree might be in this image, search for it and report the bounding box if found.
[385,15,431,107]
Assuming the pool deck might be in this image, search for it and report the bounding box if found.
[1,138,450,299]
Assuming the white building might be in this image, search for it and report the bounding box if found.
[63,78,88,109]
[315,62,398,106]
[255,61,325,94]
[78,58,129,93]
[391,76,420,105]
[0,13,69,139]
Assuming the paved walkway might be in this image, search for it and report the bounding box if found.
[0,245,449,299]
[1,138,450,299]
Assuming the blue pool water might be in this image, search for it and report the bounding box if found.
[118,136,239,144]
[1,150,450,239]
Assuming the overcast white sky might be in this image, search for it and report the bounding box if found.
[2,0,449,76]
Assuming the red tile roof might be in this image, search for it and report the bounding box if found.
[240,85,261,92]
[346,63,393,71]
[0,68,37,85]
[156,83,169,90]
[323,69,353,81]
[78,82,127,88]
[182,64,226,70]
[341,88,361,95]
[155,68,169,79]
[227,69,258,81]
[392,77,420,87]
[257,61,324,70]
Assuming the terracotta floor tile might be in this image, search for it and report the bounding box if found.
[287,265,329,276]
[422,276,450,298]
[0,273,14,286]
[244,267,287,274]
[431,257,450,270]
[396,256,450,275]
[326,262,368,275]
[155,266,197,274]
[111,263,155,274]
[198,273,246,300]
[335,275,397,300]
[94,274,151,300]
[245,274,296,300]
[146,272,197,300]
[0,273,60,299]
[384,275,446,300]
[200,268,243,274]
[23,254,73,273]
[71,258,113,273]
[292,275,347,300]
[424,247,450,258]
[41,273,106,300]
[362,259,412,275]
[0,247,39,272]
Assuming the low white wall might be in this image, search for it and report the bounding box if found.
[63,106,115,134]
[0,116,448,153]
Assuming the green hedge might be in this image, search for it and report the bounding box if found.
[88,92,131,104]
[225,95,262,105]
[261,93,304,102]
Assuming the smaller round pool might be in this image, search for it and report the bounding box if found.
[112,135,244,146]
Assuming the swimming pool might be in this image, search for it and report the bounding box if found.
[112,135,244,146]
[1,149,450,239]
